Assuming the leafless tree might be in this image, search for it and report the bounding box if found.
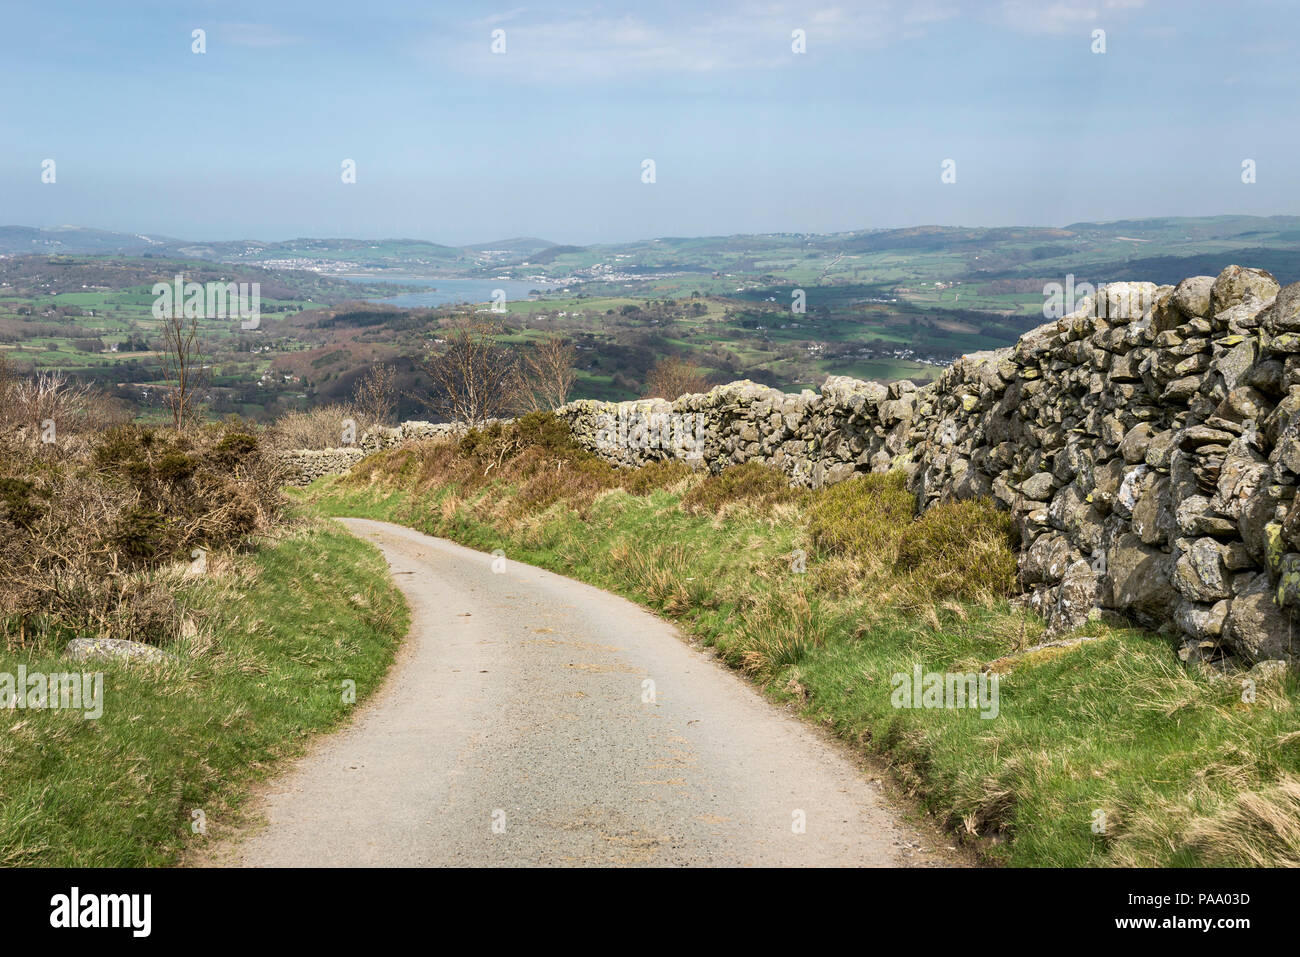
[159,312,205,429]
[352,362,398,425]
[419,319,518,427]
[516,335,577,412]
[645,355,709,400]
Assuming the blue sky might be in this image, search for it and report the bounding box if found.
[1,0,1296,244]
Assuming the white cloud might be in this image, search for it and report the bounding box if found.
[997,0,1147,35]
[219,22,305,48]
[454,2,954,78]
[444,0,1151,79]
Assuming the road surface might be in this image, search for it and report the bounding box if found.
[199,518,959,867]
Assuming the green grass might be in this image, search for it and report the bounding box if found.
[307,446,1300,868]
[0,518,408,866]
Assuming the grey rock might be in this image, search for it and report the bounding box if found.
[1173,537,1232,602]
[1174,598,1229,639]
[1044,560,1100,635]
[65,637,176,666]
[1224,573,1298,663]
[1211,265,1280,315]
[1172,275,1215,319]
[1103,533,1175,624]
[1020,471,1055,501]
[1263,281,1300,334]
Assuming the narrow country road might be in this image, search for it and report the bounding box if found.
[200,518,959,867]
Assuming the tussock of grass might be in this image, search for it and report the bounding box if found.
[807,472,916,559]
[734,589,833,676]
[307,414,1300,867]
[1178,776,1300,867]
[808,472,1018,602]
[618,459,695,495]
[900,500,1019,601]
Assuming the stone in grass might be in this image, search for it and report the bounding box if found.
[64,637,176,666]
[1248,659,1291,684]
[984,635,1101,675]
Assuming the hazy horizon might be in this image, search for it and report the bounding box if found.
[12,211,1300,252]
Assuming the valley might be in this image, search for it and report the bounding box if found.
[3,215,1300,420]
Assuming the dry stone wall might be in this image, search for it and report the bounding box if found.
[275,448,367,487]
[277,419,505,486]
[556,375,919,485]
[556,265,1300,666]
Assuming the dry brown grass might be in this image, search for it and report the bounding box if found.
[1115,775,1300,867]
[342,418,1018,616]
[345,413,704,522]
[680,461,806,516]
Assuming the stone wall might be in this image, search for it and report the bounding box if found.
[278,265,1300,664]
[358,420,480,453]
[556,375,919,484]
[276,448,367,487]
[277,419,507,486]
[555,266,1300,666]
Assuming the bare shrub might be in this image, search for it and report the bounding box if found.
[645,356,709,400]
[266,404,371,451]
[158,311,206,429]
[0,352,15,419]
[0,423,287,649]
[0,366,130,454]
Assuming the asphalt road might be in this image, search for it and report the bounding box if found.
[200,518,955,867]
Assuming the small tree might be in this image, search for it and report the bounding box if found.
[353,362,398,425]
[159,312,205,429]
[517,335,576,412]
[645,356,709,400]
[419,319,518,428]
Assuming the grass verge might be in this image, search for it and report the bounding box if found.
[0,518,408,866]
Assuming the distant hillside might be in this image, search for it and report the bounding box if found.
[7,216,1300,285]
[0,225,175,256]
[465,237,556,255]
[0,229,553,276]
